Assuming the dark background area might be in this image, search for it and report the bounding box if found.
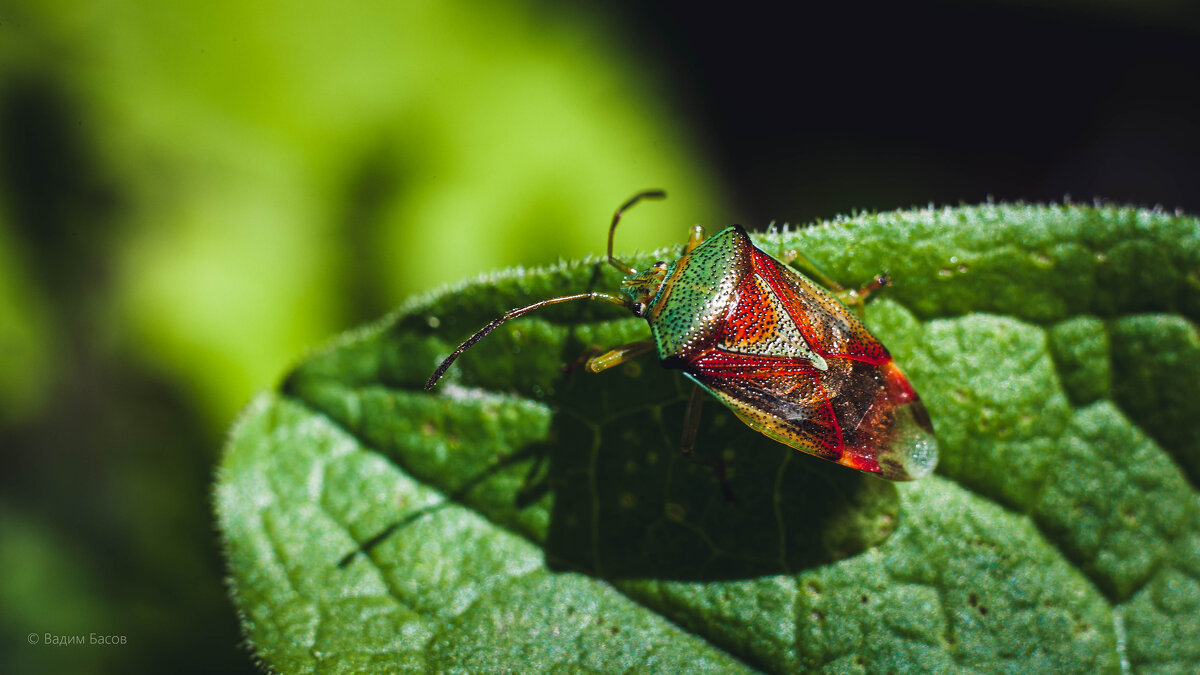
[630,2,1200,222]
[2,2,1197,673]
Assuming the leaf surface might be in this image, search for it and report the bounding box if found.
[216,203,1200,673]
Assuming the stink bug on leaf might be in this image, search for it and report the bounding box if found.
[426,191,937,482]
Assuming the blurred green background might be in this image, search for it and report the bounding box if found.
[2,1,1198,673]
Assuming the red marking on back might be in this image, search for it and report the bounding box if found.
[690,350,823,377]
[809,379,845,458]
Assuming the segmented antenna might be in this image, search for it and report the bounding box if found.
[427,190,667,389]
[607,189,665,275]
[425,292,627,389]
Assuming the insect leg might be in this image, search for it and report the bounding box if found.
[784,249,892,318]
[584,339,655,373]
[562,345,605,374]
[839,273,892,317]
[684,224,706,253]
[679,385,734,502]
[679,383,705,455]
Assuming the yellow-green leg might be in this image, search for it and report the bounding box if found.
[685,224,706,253]
[584,339,656,373]
[585,339,733,502]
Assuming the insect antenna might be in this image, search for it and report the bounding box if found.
[607,189,666,275]
[425,291,628,389]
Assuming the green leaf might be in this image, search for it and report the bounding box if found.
[216,203,1200,673]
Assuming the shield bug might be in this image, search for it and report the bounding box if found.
[426,191,937,481]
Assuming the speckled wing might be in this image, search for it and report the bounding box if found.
[684,243,938,480]
[686,356,936,480]
[685,360,842,457]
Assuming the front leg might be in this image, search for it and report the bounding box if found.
[584,339,656,373]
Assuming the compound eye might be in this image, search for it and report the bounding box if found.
[631,302,647,317]
[653,261,667,270]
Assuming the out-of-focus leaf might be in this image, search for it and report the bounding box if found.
[0,506,110,675]
[0,209,53,426]
[3,0,724,427]
[217,203,1200,672]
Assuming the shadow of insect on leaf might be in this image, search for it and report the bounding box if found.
[335,317,903,580]
[329,253,905,580]
[532,359,903,580]
[336,442,550,569]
